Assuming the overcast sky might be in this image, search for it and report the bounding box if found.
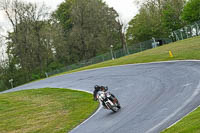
[0,0,139,28]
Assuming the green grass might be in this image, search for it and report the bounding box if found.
[0,88,99,133]
[2,36,200,133]
[58,36,200,76]
[162,107,200,133]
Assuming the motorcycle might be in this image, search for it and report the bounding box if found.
[97,91,121,112]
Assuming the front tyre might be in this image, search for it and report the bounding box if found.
[106,102,117,112]
[111,103,120,112]
[116,101,121,109]
[111,106,118,112]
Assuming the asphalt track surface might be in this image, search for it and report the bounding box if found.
[2,61,200,133]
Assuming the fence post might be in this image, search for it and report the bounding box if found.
[125,43,129,55]
[139,43,142,51]
[45,72,48,78]
[190,25,193,37]
[195,22,199,36]
[9,79,14,89]
[180,29,183,40]
[126,46,130,55]
[184,27,188,39]
[102,56,104,62]
[173,32,179,41]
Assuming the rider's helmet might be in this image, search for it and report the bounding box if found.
[100,86,108,91]
[100,86,105,91]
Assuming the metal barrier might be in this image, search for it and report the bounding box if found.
[47,38,172,76]
[171,20,200,41]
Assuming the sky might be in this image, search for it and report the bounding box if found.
[0,0,139,29]
[104,0,139,24]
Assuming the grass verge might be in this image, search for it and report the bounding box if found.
[162,107,200,133]
[0,88,99,133]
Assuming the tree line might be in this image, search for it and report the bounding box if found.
[0,0,199,91]
[0,0,122,91]
[126,0,200,45]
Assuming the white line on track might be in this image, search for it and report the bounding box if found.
[146,81,200,133]
[65,88,102,133]
[182,83,192,87]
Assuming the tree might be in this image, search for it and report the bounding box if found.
[182,0,200,23]
[126,0,186,44]
[70,0,119,60]
[126,0,166,44]
[117,18,129,54]
[0,0,122,90]
[54,0,120,62]
[1,0,59,86]
[52,0,73,34]
[162,0,186,32]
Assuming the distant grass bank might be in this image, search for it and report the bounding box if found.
[0,88,99,133]
[58,36,200,75]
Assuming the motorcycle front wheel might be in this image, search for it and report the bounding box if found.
[116,100,121,109]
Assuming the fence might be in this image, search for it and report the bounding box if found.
[47,21,200,76]
[171,20,200,41]
[47,38,172,76]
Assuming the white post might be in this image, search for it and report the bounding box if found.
[125,43,129,55]
[9,79,13,88]
[110,45,114,60]
[45,72,48,78]
[180,29,183,40]
[195,22,199,36]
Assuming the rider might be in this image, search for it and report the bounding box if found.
[93,85,118,108]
